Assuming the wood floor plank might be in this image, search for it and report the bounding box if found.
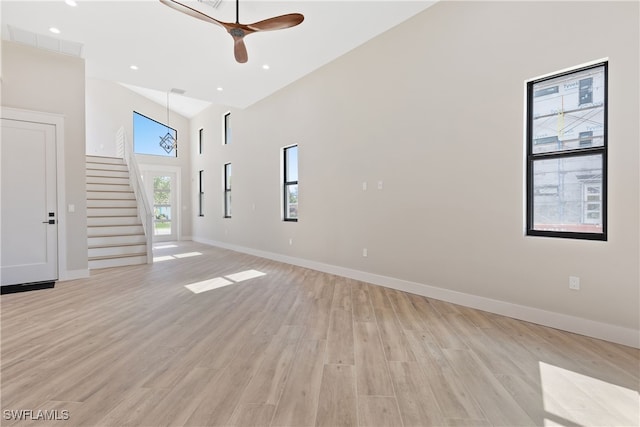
[228,403,276,427]
[357,396,402,427]
[239,325,303,405]
[185,334,272,426]
[405,329,486,421]
[384,288,428,331]
[367,285,415,361]
[315,364,357,427]
[353,321,394,396]
[270,339,326,427]
[331,276,352,312]
[326,308,355,365]
[389,361,444,426]
[351,281,374,322]
[93,387,168,427]
[139,366,220,427]
[442,349,537,426]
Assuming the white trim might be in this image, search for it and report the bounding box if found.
[526,57,609,83]
[193,236,640,349]
[59,269,89,281]
[1,107,69,283]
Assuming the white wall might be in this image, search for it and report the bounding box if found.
[191,1,639,345]
[1,41,88,274]
[86,78,192,239]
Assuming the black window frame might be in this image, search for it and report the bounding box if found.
[198,170,204,217]
[198,128,203,154]
[223,112,231,145]
[283,145,298,222]
[224,163,232,218]
[526,62,608,241]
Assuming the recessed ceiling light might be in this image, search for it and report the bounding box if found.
[130,65,138,70]
[65,0,78,6]
[216,87,223,91]
[262,64,270,70]
[49,27,61,34]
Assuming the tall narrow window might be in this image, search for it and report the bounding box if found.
[224,163,232,218]
[223,112,231,145]
[198,128,203,154]
[198,170,204,217]
[526,62,607,240]
[283,145,298,221]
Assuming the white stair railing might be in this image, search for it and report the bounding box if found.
[116,126,153,264]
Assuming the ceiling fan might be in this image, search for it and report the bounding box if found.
[159,0,304,63]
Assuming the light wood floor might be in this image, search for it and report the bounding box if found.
[2,241,638,426]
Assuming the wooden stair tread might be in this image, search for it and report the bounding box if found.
[89,252,147,261]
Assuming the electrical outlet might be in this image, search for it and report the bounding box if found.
[362,181,367,191]
[362,248,368,257]
[289,238,293,246]
[569,276,580,290]
[378,180,383,190]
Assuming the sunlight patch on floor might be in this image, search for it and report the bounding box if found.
[154,244,178,249]
[539,361,639,426]
[185,277,234,294]
[184,269,267,294]
[153,252,203,262]
[225,269,267,282]
[173,252,202,259]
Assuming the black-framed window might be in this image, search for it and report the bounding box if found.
[198,128,203,154]
[283,145,298,221]
[224,163,232,218]
[526,62,607,240]
[133,111,177,157]
[198,170,204,217]
[224,112,231,145]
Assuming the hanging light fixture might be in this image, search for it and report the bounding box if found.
[159,88,183,154]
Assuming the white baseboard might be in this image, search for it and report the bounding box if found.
[59,269,90,281]
[194,237,640,349]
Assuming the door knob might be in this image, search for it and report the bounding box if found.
[42,220,56,224]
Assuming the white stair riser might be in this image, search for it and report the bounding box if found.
[88,234,146,246]
[87,216,141,226]
[87,199,137,208]
[88,207,138,216]
[88,225,144,236]
[86,169,129,178]
[86,163,128,172]
[87,191,135,200]
[86,156,125,165]
[86,176,130,185]
[86,183,132,192]
[89,255,147,269]
[88,245,147,258]
[86,156,149,270]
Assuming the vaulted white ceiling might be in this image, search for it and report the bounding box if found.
[2,0,436,117]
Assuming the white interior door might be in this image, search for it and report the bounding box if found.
[1,118,58,286]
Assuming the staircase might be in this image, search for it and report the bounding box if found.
[86,155,148,269]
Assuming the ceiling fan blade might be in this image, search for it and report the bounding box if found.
[248,13,304,31]
[233,37,248,63]
[159,0,228,29]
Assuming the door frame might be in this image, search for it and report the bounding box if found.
[1,107,69,280]
[138,164,182,242]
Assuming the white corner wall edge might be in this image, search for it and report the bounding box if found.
[193,237,640,349]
